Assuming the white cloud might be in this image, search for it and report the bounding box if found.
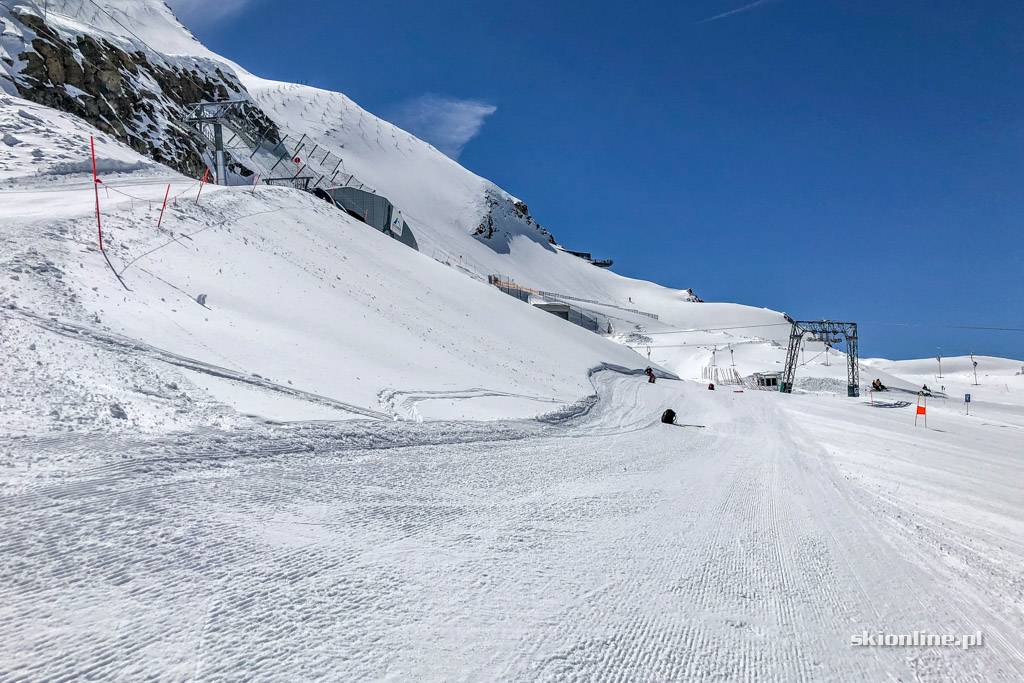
[164,0,258,26]
[391,95,497,160]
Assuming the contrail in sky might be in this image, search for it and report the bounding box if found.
[695,0,782,25]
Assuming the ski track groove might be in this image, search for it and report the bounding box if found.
[2,306,390,421]
[1,374,1022,680]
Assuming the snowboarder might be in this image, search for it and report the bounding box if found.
[661,409,676,424]
[708,383,715,390]
[919,384,932,397]
[645,367,656,384]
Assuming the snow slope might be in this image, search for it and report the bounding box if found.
[6,0,791,326]
[0,0,218,64]
[239,74,789,333]
[0,0,796,429]
[0,94,654,433]
[1,0,1017,433]
[2,371,1023,681]
[237,73,796,383]
[1,0,800,390]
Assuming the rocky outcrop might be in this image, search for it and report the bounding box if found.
[5,9,279,179]
[473,188,557,249]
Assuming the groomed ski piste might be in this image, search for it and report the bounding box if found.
[2,1,1024,680]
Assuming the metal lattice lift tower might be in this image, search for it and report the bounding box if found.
[183,101,267,185]
[780,316,860,396]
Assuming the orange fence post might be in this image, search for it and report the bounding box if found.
[196,167,210,205]
[90,136,103,250]
[157,184,170,228]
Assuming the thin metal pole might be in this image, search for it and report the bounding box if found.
[157,184,170,228]
[196,167,209,205]
[91,137,103,250]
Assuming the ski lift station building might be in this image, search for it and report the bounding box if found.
[316,187,419,251]
[532,302,600,333]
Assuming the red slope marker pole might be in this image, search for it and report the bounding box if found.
[90,136,103,250]
[196,167,210,205]
[157,183,171,228]
[251,172,261,195]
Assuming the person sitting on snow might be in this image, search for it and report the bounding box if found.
[708,383,715,390]
[661,409,676,424]
[645,367,656,384]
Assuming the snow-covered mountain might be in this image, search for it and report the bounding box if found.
[4,4,1024,681]
[5,0,1010,432]
[0,0,803,432]
[1,0,756,309]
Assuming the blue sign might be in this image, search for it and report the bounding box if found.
[965,394,971,403]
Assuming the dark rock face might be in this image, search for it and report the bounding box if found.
[8,10,279,179]
[471,188,559,258]
[473,189,557,246]
[474,211,496,240]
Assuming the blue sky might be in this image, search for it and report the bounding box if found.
[171,0,1024,361]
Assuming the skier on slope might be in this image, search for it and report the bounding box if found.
[645,367,656,384]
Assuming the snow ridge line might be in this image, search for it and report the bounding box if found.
[530,364,679,432]
[378,387,564,422]
[2,305,390,421]
[534,393,600,425]
[590,362,680,382]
